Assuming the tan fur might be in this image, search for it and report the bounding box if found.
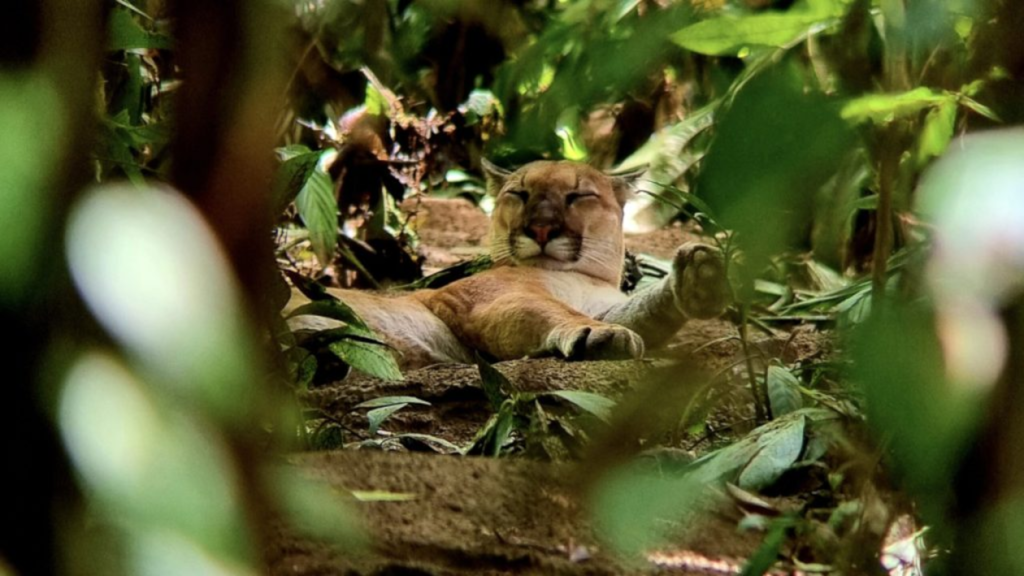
[287,161,728,371]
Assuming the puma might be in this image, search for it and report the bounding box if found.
[287,160,729,371]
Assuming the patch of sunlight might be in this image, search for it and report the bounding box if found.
[130,529,254,576]
[59,351,160,498]
[919,128,1024,392]
[59,350,254,566]
[66,184,253,414]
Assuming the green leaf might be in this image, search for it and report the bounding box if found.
[737,414,806,490]
[699,64,854,290]
[365,84,388,117]
[395,433,462,454]
[327,338,403,381]
[766,366,804,417]
[366,404,407,435]
[107,6,171,51]
[914,100,957,166]
[476,356,510,410]
[958,95,1001,123]
[354,396,431,409]
[489,401,516,455]
[350,490,417,502]
[294,150,338,268]
[688,410,816,490]
[672,7,843,56]
[285,347,317,390]
[548,391,616,423]
[740,516,792,576]
[272,149,322,215]
[287,299,371,331]
[841,88,953,124]
[555,107,588,161]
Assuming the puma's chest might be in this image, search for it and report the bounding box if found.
[537,270,628,317]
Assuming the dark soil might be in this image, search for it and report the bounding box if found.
[271,199,833,575]
[267,451,770,575]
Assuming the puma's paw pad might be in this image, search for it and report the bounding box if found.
[672,243,730,319]
[558,324,645,361]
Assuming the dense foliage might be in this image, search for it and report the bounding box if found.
[3,0,1024,574]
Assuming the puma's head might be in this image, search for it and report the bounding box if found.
[483,160,644,286]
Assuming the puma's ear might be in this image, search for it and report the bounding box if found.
[481,158,514,195]
[606,165,647,206]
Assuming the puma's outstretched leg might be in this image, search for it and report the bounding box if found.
[599,243,729,348]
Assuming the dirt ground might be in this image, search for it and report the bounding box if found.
[268,198,833,575]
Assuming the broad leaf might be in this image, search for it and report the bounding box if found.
[549,390,616,423]
[766,365,804,417]
[272,148,322,215]
[294,150,338,268]
[688,410,821,490]
[328,337,403,381]
[287,299,371,331]
[672,3,844,56]
[366,404,407,435]
[737,415,806,489]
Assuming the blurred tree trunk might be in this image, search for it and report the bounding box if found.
[166,0,292,567]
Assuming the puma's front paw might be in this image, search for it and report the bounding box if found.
[671,243,730,319]
[548,323,645,361]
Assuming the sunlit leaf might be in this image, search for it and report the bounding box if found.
[672,3,844,56]
[350,490,417,502]
[914,100,956,166]
[294,150,338,268]
[841,87,953,124]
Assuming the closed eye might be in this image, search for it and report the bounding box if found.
[504,189,528,202]
[566,191,598,206]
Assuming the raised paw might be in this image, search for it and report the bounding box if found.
[550,323,645,361]
[671,242,730,319]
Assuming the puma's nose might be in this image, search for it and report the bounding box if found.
[526,224,560,245]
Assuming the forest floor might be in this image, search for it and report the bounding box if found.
[267,198,833,575]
